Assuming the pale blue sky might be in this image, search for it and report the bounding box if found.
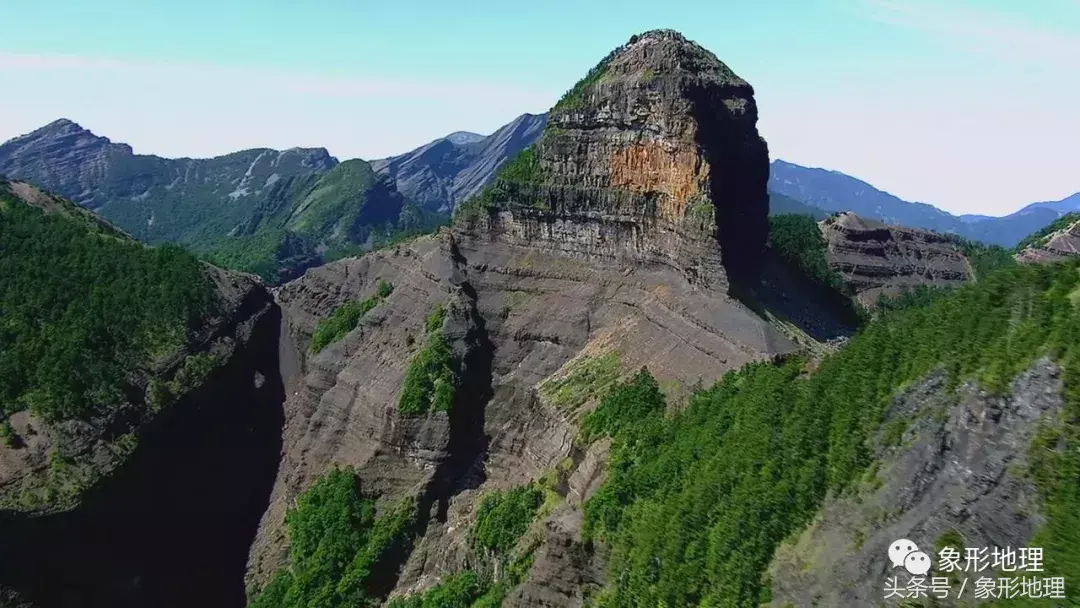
[0,0,1077,215]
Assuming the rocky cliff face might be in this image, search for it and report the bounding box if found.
[245,224,797,593]
[373,113,548,214]
[245,30,794,605]
[459,29,770,290]
[821,212,973,307]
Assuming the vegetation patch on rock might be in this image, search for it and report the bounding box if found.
[250,468,416,608]
[472,485,545,557]
[386,571,491,608]
[398,304,457,416]
[552,44,622,111]
[1014,212,1080,253]
[389,483,545,608]
[768,214,848,296]
[538,351,623,413]
[454,147,550,224]
[311,280,394,354]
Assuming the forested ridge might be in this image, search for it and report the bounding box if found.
[577,260,1080,606]
[0,188,214,423]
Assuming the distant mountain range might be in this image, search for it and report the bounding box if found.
[372,113,546,213]
[769,160,1080,248]
[1,115,1075,283]
[0,116,543,282]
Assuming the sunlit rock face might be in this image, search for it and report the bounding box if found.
[462,29,771,290]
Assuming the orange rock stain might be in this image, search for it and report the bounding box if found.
[609,141,709,218]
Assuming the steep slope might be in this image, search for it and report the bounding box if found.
[286,159,406,244]
[458,29,771,286]
[1014,212,1080,263]
[373,113,548,213]
[244,30,802,607]
[765,264,1080,606]
[770,159,1080,248]
[542,258,1080,607]
[0,120,430,284]
[819,212,974,307]
[0,179,286,607]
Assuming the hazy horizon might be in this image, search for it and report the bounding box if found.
[1,0,1077,217]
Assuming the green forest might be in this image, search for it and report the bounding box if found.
[398,304,457,416]
[253,471,546,608]
[577,260,1080,606]
[250,469,416,608]
[767,214,848,294]
[0,192,214,423]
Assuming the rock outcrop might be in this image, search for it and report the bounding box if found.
[1015,216,1080,263]
[459,29,770,290]
[373,113,548,214]
[246,30,794,605]
[820,212,973,307]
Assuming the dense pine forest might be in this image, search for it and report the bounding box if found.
[0,188,214,423]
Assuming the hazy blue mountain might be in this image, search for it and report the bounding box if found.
[769,159,966,232]
[769,191,827,219]
[769,159,1079,248]
[1013,192,1080,216]
[372,113,548,213]
[444,131,486,145]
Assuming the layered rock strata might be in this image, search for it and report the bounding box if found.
[821,212,973,307]
[461,29,770,290]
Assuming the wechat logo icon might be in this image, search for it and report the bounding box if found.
[889,539,931,575]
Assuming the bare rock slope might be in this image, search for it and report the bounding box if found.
[821,211,974,307]
[373,113,548,214]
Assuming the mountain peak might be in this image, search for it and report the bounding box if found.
[606,29,748,87]
[463,31,770,286]
[43,117,80,129]
[30,118,99,139]
[444,131,485,146]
